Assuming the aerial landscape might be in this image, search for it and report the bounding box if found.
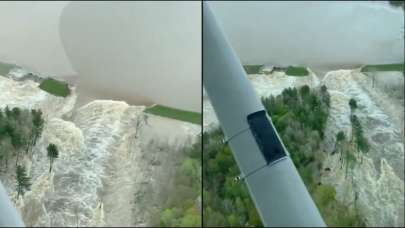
[203,1,404,227]
[0,1,404,227]
[0,1,201,227]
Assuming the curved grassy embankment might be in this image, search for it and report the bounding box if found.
[144,105,201,125]
[39,78,70,97]
[361,63,404,73]
[1,61,70,97]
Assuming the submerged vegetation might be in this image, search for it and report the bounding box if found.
[203,85,365,227]
[39,78,70,97]
[285,66,309,76]
[158,139,201,227]
[144,105,201,125]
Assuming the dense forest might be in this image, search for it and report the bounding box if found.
[203,85,366,226]
[158,138,202,227]
[203,128,262,227]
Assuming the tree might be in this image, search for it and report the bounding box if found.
[336,131,346,142]
[30,109,44,156]
[320,85,330,107]
[345,152,357,179]
[335,131,346,164]
[11,107,21,119]
[47,143,59,173]
[320,85,328,93]
[299,85,310,99]
[12,131,24,166]
[16,165,31,199]
[357,135,370,163]
[5,106,12,118]
[31,110,44,142]
[0,137,13,170]
[350,114,360,142]
[349,98,357,112]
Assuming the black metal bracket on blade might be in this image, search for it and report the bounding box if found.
[247,110,287,165]
[234,110,289,183]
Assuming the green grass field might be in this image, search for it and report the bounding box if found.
[144,105,201,125]
[285,66,309,76]
[39,78,70,97]
[361,63,404,73]
[0,62,16,76]
[243,65,263,74]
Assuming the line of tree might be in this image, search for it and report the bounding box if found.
[349,98,370,163]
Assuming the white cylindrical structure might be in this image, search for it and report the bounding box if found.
[203,2,325,227]
[0,182,24,227]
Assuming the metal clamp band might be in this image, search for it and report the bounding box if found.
[222,126,251,144]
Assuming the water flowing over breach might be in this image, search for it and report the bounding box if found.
[59,1,201,112]
[0,75,199,226]
[210,1,404,69]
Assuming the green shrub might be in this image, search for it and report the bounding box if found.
[285,66,309,76]
[39,78,70,97]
